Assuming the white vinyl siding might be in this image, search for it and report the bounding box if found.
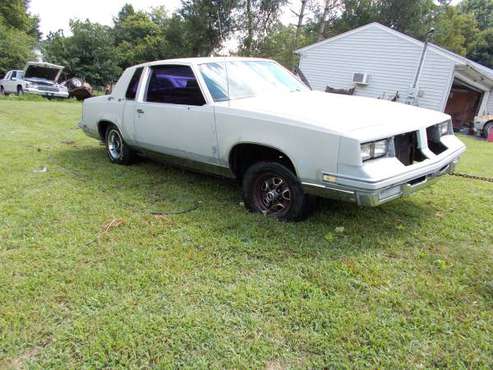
[486,93,493,115]
[416,49,456,111]
[298,24,472,112]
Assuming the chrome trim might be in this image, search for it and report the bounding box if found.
[138,148,235,179]
[303,158,458,207]
[322,146,464,185]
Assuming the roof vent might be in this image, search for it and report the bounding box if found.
[353,72,369,85]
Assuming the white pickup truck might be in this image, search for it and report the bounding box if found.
[0,62,69,98]
[79,57,466,221]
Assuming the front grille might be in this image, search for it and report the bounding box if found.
[426,125,448,155]
[37,85,59,92]
[394,131,426,166]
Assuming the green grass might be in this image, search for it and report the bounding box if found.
[1,99,492,369]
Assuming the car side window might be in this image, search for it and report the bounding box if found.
[145,65,206,106]
[11,71,16,80]
[125,67,144,100]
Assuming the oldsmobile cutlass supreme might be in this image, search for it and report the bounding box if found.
[79,57,466,221]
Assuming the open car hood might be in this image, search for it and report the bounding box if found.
[23,62,64,83]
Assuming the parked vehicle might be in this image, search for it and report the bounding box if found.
[61,78,93,101]
[79,57,466,221]
[0,62,69,98]
[473,114,493,137]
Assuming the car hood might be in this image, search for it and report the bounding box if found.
[23,62,64,83]
[224,91,450,140]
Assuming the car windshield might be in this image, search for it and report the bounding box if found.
[199,60,308,102]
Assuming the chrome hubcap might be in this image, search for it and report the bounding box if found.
[254,174,292,215]
[108,130,123,159]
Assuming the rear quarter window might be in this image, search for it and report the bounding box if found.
[125,67,144,100]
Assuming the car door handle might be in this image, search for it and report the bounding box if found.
[137,109,144,114]
[107,96,114,101]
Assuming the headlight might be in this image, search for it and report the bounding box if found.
[361,139,389,161]
[439,121,451,136]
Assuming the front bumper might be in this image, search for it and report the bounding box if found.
[303,149,463,207]
[25,88,69,98]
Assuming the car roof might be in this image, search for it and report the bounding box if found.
[132,56,273,69]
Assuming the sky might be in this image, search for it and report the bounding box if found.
[30,0,461,39]
[30,0,183,37]
[30,0,304,38]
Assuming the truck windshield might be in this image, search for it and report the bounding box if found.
[199,61,308,102]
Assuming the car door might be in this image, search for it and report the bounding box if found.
[121,66,144,146]
[5,71,16,93]
[134,64,218,165]
[1,71,10,92]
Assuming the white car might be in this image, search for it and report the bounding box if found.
[79,57,466,221]
[0,62,69,98]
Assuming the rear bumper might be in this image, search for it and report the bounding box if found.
[78,121,100,139]
[303,148,463,207]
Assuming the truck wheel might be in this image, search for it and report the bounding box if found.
[16,86,23,96]
[105,125,135,165]
[483,122,493,138]
[242,161,312,221]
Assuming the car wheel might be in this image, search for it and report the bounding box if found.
[483,122,493,138]
[0,86,4,96]
[16,86,23,96]
[242,161,312,221]
[105,125,135,165]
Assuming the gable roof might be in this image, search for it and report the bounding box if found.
[296,22,493,81]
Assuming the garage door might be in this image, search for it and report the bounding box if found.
[445,80,482,130]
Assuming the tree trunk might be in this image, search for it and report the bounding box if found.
[294,0,307,48]
[318,0,331,41]
[245,0,254,55]
[292,0,308,69]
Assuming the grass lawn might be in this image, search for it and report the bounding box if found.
[1,98,492,369]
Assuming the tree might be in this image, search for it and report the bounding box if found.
[377,0,435,38]
[112,8,162,68]
[0,20,36,75]
[459,0,493,30]
[255,23,315,67]
[432,4,479,56]
[468,28,493,68]
[0,0,39,76]
[42,20,121,86]
[318,0,341,40]
[179,0,237,56]
[237,0,288,56]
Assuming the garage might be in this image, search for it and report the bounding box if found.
[445,79,483,130]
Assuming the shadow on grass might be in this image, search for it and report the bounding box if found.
[49,146,435,255]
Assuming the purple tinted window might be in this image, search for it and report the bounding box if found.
[146,65,205,106]
[125,67,143,100]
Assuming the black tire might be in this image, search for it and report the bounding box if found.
[0,86,4,96]
[483,122,493,138]
[242,161,312,221]
[16,86,23,96]
[104,124,135,165]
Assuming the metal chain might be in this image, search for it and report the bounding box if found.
[450,172,493,183]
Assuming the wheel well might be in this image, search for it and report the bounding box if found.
[229,143,297,180]
[97,121,114,141]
